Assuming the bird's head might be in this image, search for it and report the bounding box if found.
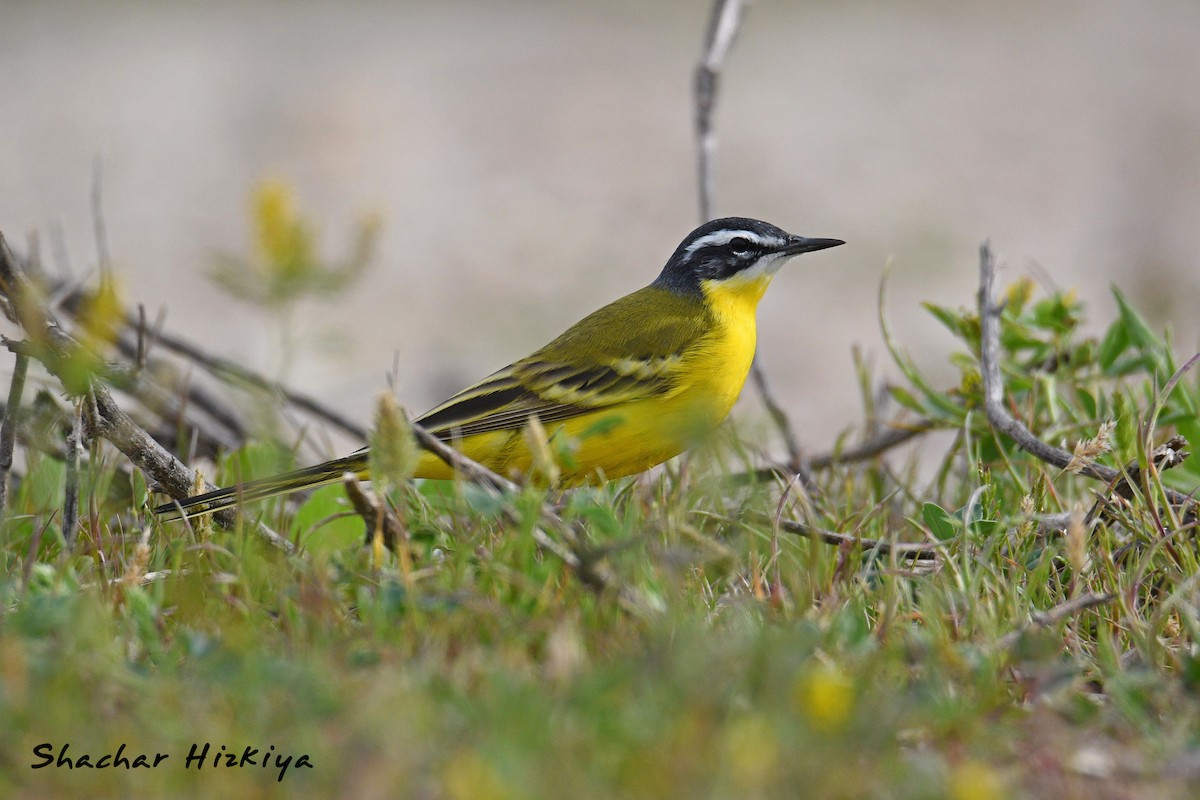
[653,217,843,303]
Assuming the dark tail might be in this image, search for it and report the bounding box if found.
[153,452,370,521]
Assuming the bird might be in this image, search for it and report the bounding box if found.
[154,217,843,519]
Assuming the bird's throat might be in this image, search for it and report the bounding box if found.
[699,273,773,320]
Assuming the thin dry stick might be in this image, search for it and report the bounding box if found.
[695,0,745,223]
[146,325,367,440]
[342,473,405,552]
[809,420,936,469]
[977,242,1195,514]
[62,399,83,548]
[410,424,515,495]
[993,592,1115,652]
[57,278,357,443]
[775,518,941,561]
[734,417,937,484]
[749,364,805,470]
[0,350,29,517]
[134,303,148,372]
[978,242,1115,482]
[44,282,251,451]
[63,290,251,441]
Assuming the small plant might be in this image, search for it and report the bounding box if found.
[208,179,380,375]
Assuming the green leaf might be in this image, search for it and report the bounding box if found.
[1030,295,1079,334]
[1077,388,1097,420]
[889,386,927,415]
[921,502,959,540]
[1097,316,1128,372]
[921,302,965,339]
[1111,288,1171,377]
[1113,391,1137,463]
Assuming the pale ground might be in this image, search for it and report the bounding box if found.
[3,0,1199,461]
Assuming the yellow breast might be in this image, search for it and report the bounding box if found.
[687,272,771,416]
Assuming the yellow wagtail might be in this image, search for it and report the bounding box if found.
[154,217,843,519]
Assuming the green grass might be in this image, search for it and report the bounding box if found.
[2,278,1198,799]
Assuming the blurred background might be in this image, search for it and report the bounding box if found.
[3,0,1199,458]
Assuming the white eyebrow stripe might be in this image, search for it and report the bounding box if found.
[684,229,774,256]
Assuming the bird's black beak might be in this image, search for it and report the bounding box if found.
[782,236,845,256]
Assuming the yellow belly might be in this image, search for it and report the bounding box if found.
[412,390,727,483]
[412,275,764,484]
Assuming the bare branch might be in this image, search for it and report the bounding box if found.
[62,399,83,548]
[694,0,745,221]
[978,243,1111,479]
[342,472,405,552]
[993,592,1115,652]
[808,419,936,469]
[732,417,937,484]
[54,280,361,444]
[977,241,1195,517]
[775,517,941,561]
[410,423,516,496]
[748,362,809,477]
[0,351,30,517]
[146,325,367,440]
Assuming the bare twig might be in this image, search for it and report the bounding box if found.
[1084,436,1192,525]
[977,242,1195,517]
[55,289,249,442]
[146,325,367,440]
[809,419,936,469]
[993,592,1115,652]
[62,399,83,548]
[342,473,405,552]
[410,424,515,496]
[978,243,1115,481]
[0,350,30,517]
[56,280,361,443]
[134,303,148,373]
[17,258,246,459]
[694,0,745,222]
[749,363,809,475]
[734,417,937,484]
[774,517,941,561]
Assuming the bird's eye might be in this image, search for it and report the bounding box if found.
[728,237,753,256]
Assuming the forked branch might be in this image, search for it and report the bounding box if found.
[977,242,1195,519]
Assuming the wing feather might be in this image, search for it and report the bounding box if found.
[413,286,713,441]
